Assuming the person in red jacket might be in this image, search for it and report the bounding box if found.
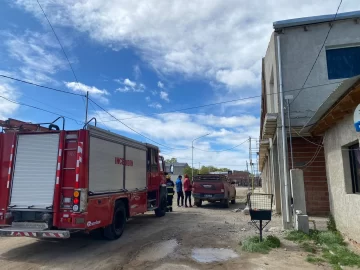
[183,174,192,207]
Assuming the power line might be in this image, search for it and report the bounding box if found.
[21,94,83,125]
[89,97,190,150]
[290,0,343,106]
[0,75,85,97]
[193,138,249,153]
[37,0,78,83]
[100,81,341,122]
[0,95,82,124]
[37,0,88,123]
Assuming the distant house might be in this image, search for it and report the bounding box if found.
[309,75,360,243]
[165,162,188,182]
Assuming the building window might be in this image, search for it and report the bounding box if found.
[349,143,360,193]
[326,46,360,80]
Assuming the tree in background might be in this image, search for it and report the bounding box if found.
[183,165,198,179]
[165,157,177,164]
[184,165,231,178]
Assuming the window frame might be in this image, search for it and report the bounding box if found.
[326,45,360,80]
[348,143,360,194]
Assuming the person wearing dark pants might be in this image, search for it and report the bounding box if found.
[166,175,175,212]
[175,175,184,207]
[183,174,192,207]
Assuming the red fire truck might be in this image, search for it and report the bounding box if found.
[0,118,168,240]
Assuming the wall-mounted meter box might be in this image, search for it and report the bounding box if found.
[354,104,360,132]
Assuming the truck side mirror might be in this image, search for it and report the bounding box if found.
[170,164,174,174]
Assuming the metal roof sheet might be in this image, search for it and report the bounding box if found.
[304,75,360,132]
[273,10,360,30]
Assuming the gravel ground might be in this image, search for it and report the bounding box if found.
[0,187,331,270]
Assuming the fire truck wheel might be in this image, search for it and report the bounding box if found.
[103,201,126,240]
[155,196,167,217]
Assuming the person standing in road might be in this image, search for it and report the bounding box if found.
[183,174,192,208]
[166,175,175,212]
[175,175,184,207]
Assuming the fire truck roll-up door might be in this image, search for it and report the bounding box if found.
[10,133,60,209]
[88,126,147,194]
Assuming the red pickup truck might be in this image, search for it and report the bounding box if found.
[192,174,236,208]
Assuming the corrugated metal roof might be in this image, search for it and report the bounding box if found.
[274,10,360,30]
[304,75,360,132]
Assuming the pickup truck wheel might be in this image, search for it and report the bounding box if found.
[155,196,167,217]
[103,201,126,240]
[222,199,230,208]
[231,198,236,204]
[194,199,202,207]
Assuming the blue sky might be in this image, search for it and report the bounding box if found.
[0,0,358,169]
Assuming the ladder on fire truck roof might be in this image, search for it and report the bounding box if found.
[0,117,65,133]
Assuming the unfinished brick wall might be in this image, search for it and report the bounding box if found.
[288,137,330,216]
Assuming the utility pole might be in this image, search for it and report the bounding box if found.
[85,91,89,124]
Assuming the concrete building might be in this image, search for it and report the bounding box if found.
[259,11,360,228]
[309,76,360,243]
[165,162,188,182]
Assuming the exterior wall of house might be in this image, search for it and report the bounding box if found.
[289,137,329,215]
[260,17,360,222]
[279,19,360,127]
[323,114,360,243]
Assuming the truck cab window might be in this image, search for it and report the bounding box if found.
[159,156,164,172]
[151,149,158,172]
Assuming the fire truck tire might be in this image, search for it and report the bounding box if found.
[103,201,126,240]
[155,196,167,217]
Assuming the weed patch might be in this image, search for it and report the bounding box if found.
[241,235,280,254]
[286,230,360,269]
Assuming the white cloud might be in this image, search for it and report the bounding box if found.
[149,102,162,109]
[2,31,71,84]
[90,109,259,169]
[64,81,110,103]
[133,65,141,79]
[115,78,146,93]
[124,78,136,88]
[0,82,19,119]
[145,96,151,102]
[158,81,164,89]
[160,91,170,102]
[14,0,359,90]
[216,69,259,89]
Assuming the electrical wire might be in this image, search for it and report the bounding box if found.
[292,128,324,147]
[21,94,83,125]
[101,81,341,122]
[37,0,89,124]
[1,73,340,121]
[37,0,78,83]
[193,138,249,153]
[0,75,85,97]
[290,0,343,106]
[0,95,82,124]
[89,97,191,150]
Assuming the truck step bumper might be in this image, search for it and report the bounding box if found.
[0,227,70,239]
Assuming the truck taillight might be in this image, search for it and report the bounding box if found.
[72,188,88,212]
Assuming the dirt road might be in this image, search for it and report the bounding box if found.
[0,188,329,270]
